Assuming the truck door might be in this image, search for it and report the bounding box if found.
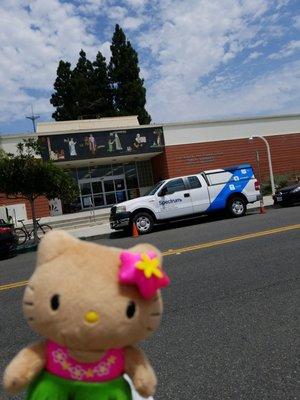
[186,175,210,213]
[157,178,193,219]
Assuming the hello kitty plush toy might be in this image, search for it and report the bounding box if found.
[3,230,170,400]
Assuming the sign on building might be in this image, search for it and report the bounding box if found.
[38,127,164,162]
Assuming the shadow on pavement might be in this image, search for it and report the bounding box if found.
[108,209,263,240]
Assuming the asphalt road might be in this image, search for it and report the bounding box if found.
[0,206,299,399]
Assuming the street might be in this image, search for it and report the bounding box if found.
[0,206,299,400]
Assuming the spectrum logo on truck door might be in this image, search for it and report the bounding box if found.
[159,198,182,206]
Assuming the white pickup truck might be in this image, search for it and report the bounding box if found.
[110,164,262,234]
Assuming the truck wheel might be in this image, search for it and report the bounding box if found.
[132,212,154,234]
[227,196,246,217]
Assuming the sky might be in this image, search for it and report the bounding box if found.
[0,0,299,134]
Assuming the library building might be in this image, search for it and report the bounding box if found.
[0,113,299,220]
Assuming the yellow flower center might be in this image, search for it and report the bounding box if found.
[135,253,163,279]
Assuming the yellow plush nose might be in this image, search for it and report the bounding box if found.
[85,310,99,324]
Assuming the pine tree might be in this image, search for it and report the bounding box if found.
[71,49,95,119]
[50,61,75,121]
[108,24,151,124]
[89,51,115,118]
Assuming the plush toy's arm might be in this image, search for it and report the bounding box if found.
[3,341,46,394]
[124,346,157,398]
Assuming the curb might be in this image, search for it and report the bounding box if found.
[79,203,276,242]
[17,244,38,254]
[79,232,112,241]
[14,203,277,248]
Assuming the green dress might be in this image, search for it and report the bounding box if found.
[26,371,132,400]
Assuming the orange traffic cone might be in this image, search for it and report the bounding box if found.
[132,222,139,237]
[259,200,266,214]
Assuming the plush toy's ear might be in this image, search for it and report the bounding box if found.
[36,230,78,267]
[129,243,163,263]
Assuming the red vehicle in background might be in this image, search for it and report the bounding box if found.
[0,219,18,258]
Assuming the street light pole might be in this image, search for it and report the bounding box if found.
[249,135,275,196]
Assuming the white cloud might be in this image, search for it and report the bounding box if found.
[124,0,149,9]
[248,51,263,60]
[293,15,300,30]
[0,0,299,130]
[148,60,300,122]
[138,0,271,87]
[269,40,300,59]
[0,0,102,123]
[106,5,128,20]
[123,16,145,30]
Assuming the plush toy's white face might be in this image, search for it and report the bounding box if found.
[23,231,163,351]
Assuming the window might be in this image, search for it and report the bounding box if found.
[112,164,124,176]
[137,160,153,187]
[77,167,91,180]
[124,163,138,189]
[92,181,103,194]
[90,165,112,178]
[144,180,165,196]
[80,182,91,195]
[188,176,202,189]
[164,178,186,194]
[206,171,232,185]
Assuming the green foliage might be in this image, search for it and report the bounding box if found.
[0,140,78,202]
[0,147,8,160]
[71,50,95,119]
[260,173,298,195]
[90,51,115,118]
[108,24,151,125]
[0,140,78,243]
[50,50,114,121]
[16,138,42,157]
[50,25,151,124]
[50,61,75,121]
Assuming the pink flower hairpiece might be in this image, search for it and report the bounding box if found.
[119,251,170,299]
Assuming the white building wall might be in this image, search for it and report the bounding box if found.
[163,114,300,146]
[37,115,139,134]
[0,134,35,155]
[1,114,300,154]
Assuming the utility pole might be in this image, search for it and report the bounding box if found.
[249,135,275,196]
[26,105,40,133]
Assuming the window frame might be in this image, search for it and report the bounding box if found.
[186,175,202,189]
[160,178,187,195]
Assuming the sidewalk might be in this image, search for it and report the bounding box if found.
[67,195,274,241]
[70,222,113,240]
[247,195,273,209]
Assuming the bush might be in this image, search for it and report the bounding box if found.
[260,173,299,195]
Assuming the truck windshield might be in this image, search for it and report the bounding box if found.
[144,181,165,196]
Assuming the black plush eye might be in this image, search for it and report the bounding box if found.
[126,301,136,318]
[50,294,60,310]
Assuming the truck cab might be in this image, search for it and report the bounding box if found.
[110,164,261,234]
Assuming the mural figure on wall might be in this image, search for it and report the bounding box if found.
[114,133,123,151]
[155,129,162,146]
[64,138,78,157]
[46,137,65,160]
[151,129,163,147]
[107,133,115,152]
[39,127,164,162]
[88,134,96,154]
[133,133,146,149]
[69,138,77,157]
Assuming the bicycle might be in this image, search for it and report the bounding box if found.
[14,219,52,246]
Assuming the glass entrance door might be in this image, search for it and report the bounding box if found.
[103,176,127,205]
[79,175,127,209]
